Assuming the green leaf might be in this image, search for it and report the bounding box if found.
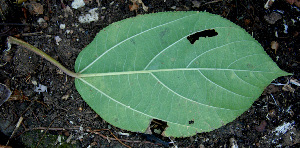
[74,11,290,137]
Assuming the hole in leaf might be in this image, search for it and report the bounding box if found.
[189,119,194,124]
[149,119,168,136]
[143,119,170,146]
[187,29,218,44]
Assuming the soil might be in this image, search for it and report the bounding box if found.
[0,0,299,147]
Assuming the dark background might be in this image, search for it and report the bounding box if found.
[0,0,299,147]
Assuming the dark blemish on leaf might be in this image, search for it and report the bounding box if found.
[247,63,254,69]
[187,29,218,44]
[114,118,119,122]
[130,38,136,44]
[160,28,169,38]
[189,119,194,124]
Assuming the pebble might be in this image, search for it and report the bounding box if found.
[71,0,85,9]
[55,36,62,45]
[60,24,66,29]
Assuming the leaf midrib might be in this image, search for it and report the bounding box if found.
[78,68,280,77]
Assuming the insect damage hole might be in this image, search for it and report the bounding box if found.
[148,119,168,136]
[144,119,171,147]
[187,29,218,44]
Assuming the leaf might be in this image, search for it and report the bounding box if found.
[74,11,290,137]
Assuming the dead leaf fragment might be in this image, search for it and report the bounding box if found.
[24,1,44,15]
[129,2,139,11]
[285,0,300,7]
[286,0,294,4]
[0,145,12,148]
[192,1,201,8]
[64,6,73,17]
[264,12,282,24]
[271,41,279,54]
[296,0,300,7]
[263,84,279,95]
[129,0,148,12]
[0,83,11,106]
[282,84,295,93]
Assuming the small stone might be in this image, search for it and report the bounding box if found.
[60,24,66,29]
[34,84,47,94]
[192,1,201,8]
[37,18,45,24]
[62,94,69,100]
[78,8,99,23]
[229,137,238,148]
[37,18,48,28]
[55,36,62,45]
[71,0,85,9]
[31,80,37,85]
[283,24,288,34]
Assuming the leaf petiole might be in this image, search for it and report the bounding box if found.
[7,36,80,78]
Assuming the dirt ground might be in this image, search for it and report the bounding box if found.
[0,0,299,147]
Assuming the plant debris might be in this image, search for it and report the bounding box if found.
[0,83,11,106]
[34,84,47,94]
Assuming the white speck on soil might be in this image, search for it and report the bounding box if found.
[37,18,46,25]
[283,24,288,34]
[78,8,99,23]
[71,0,85,9]
[34,84,47,94]
[60,24,66,29]
[273,121,295,136]
[54,36,62,45]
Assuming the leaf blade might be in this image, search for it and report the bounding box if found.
[75,11,290,137]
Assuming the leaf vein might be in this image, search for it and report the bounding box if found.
[197,70,250,98]
[187,40,252,68]
[149,73,235,110]
[79,13,198,73]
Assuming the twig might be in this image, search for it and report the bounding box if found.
[20,31,44,36]
[35,118,56,148]
[6,117,24,146]
[270,94,281,111]
[27,126,81,131]
[109,130,131,148]
[204,0,223,5]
